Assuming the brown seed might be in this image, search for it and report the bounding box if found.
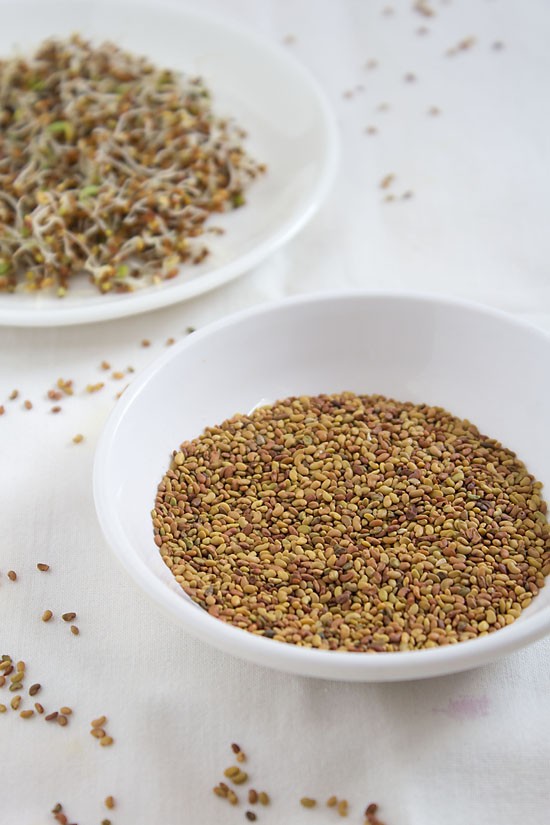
[327,796,338,807]
[213,785,227,798]
[91,728,106,738]
[51,405,62,413]
[366,803,379,816]
[23,400,32,410]
[0,405,4,415]
[86,382,105,393]
[101,820,111,825]
[258,792,270,806]
[34,702,44,714]
[245,813,257,822]
[414,0,435,16]
[236,751,246,762]
[57,378,73,396]
[37,563,50,571]
[380,174,395,189]
[45,711,58,721]
[227,790,239,805]
[0,676,5,687]
[103,795,115,809]
[0,704,6,712]
[29,683,41,696]
[100,735,114,746]
[166,337,175,346]
[92,715,107,727]
[20,709,34,718]
[59,706,72,715]
[70,625,80,636]
[9,389,18,400]
[231,742,242,754]
[51,803,63,814]
[232,771,248,785]
[141,339,151,347]
[10,695,21,710]
[300,798,317,808]
[61,612,76,622]
[112,371,125,380]
[337,799,349,816]
[42,610,53,622]
[72,434,84,444]
[57,714,68,726]
[248,789,258,804]
[101,361,111,370]
[7,570,17,581]
[55,815,67,825]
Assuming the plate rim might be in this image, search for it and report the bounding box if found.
[0,0,339,326]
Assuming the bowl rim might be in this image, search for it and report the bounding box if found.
[93,290,550,680]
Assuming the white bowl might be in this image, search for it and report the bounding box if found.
[93,293,550,681]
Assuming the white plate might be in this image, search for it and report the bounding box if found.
[94,292,550,681]
[0,0,338,326]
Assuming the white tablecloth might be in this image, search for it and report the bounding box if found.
[2,1,550,823]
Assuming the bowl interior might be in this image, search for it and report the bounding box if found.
[96,294,550,677]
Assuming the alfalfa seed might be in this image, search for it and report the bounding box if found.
[154,392,550,652]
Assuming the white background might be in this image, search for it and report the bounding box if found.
[1,1,550,823]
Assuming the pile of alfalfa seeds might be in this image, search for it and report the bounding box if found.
[153,392,550,652]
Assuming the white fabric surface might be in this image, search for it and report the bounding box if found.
[2,1,550,823]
